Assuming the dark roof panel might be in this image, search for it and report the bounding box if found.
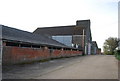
[33,25,86,36]
[1,25,69,48]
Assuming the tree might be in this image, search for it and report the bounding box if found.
[103,37,119,55]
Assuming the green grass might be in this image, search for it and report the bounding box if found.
[114,50,120,60]
[115,54,120,60]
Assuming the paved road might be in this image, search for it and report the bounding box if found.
[3,55,118,79]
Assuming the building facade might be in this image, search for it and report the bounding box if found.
[34,20,92,55]
[91,41,98,54]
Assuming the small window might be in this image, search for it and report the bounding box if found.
[56,47,61,50]
[6,42,19,47]
[32,45,40,48]
[21,44,31,47]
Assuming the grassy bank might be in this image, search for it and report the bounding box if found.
[115,50,120,60]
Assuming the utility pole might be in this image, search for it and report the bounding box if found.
[82,29,85,55]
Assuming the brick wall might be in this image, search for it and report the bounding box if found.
[2,46,82,65]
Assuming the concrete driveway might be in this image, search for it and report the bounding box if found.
[3,55,118,79]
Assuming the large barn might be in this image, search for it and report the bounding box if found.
[34,20,92,55]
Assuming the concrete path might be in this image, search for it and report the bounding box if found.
[3,55,118,79]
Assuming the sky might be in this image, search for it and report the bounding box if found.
[0,0,119,52]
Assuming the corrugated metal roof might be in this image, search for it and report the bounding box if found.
[1,25,72,48]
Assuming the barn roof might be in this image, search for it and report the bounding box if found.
[33,25,86,36]
[1,25,75,48]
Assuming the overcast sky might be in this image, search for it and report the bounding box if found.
[0,0,119,51]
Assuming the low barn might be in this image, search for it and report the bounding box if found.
[1,25,82,65]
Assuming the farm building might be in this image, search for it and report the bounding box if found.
[34,20,92,55]
[1,20,101,65]
[1,25,82,65]
[97,48,101,54]
[91,41,100,54]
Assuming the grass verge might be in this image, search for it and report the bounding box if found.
[115,50,120,60]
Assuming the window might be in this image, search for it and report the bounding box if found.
[6,42,19,47]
